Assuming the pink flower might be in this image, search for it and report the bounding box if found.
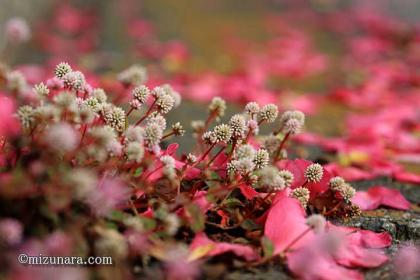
[87,177,129,216]
[5,17,31,44]
[0,218,23,246]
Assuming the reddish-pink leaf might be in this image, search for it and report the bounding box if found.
[238,183,258,200]
[287,234,363,280]
[264,190,314,254]
[353,186,410,210]
[393,170,420,184]
[190,232,258,261]
[328,225,390,268]
[279,159,331,200]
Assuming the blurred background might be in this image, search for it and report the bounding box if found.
[0,0,419,171]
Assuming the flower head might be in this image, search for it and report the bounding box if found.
[304,163,324,183]
[91,88,107,103]
[0,218,23,246]
[33,82,49,98]
[290,187,310,208]
[131,85,150,104]
[125,142,144,163]
[284,118,303,134]
[54,62,72,79]
[258,166,285,191]
[253,149,269,169]
[62,71,86,91]
[235,144,255,160]
[229,114,246,139]
[17,105,35,129]
[144,123,163,148]
[208,97,226,118]
[244,102,260,117]
[5,17,30,44]
[172,122,185,136]
[278,170,294,187]
[102,105,126,132]
[306,214,326,233]
[258,104,278,123]
[45,123,78,152]
[155,88,175,114]
[213,124,232,143]
[118,64,147,86]
[124,126,144,143]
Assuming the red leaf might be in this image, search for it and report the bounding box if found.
[328,225,390,268]
[393,170,420,184]
[353,186,410,210]
[264,190,314,254]
[164,143,179,155]
[324,163,375,181]
[288,240,363,280]
[279,159,331,200]
[238,183,258,200]
[190,232,258,261]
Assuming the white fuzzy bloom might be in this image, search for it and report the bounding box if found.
[146,113,167,130]
[162,84,182,107]
[102,105,126,132]
[17,105,35,129]
[253,149,269,170]
[124,126,144,143]
[280,110,305,125]
[290,187,310,208]
[258,104,278,123]
[213,124,232,143]
[235,144,256,160]
[62,71,86,91]
[125,142,144,163]
[306,214,326,234]
[155,89,175,114]
[208,97,226,118]
[45,123,78,152]
[161,155,176,168]
[118,64,147,86]
[5,17,30,44]
[68,169,97,200]
[247,119,259,135]
[7,71,27,93]
[132,85,150,103]
[186,153,197,164]
[144,123,163,148]
[54,62,72,79]
[90,126,117,147]
[258,166,286,191]
[244,102,260,117]
[95,229,128,259]
[91,88,107,103]
[284,118,303,134]
[202,131,217,145]
[229,158,255,176]
[171,122,185,136]
[304,163,324,183]
[278,170,294,187]
[229,114,247,139]
[33,82,49,97]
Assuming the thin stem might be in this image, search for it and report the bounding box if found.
[136,99,157,126]
[282,228,311,254]
[206,146,226,167]
[193,142,217,167]
[79,124,88,147]
[126,107,134,117]
[129,199,140,216]
[162,131,175,140]
[273,132,290,162]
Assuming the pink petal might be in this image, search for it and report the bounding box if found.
[190,232,258,261]
[353,186,410,210]
[287,234,363,280]
[393,170,420,184]
[264,190,314,254]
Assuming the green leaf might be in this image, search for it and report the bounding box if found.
[222,197,244,208]
[133,167,143,177]
[261,236,274,258]
[240,219,261,231]
[186,204,205,232]
[140,217,157,230]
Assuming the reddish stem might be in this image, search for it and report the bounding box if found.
[273,132,290,162]
[136,99,157,126]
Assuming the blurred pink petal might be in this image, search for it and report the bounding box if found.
[352,186,410,210]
